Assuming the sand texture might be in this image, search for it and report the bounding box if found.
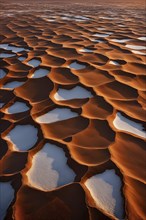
[0,0,146,219]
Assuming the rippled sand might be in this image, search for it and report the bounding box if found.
[0,0,146,219]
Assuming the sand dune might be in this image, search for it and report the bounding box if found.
[0,0,146,219]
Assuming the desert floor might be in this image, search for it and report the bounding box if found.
[0,0,146,219]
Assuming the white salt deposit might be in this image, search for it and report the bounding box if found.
[5,101,29,114]
[26,143,76,191]
[105,32,113,35]
[27,59,41,67]
[2,81,25,90]
[118,25,125,27]
[0,103,5,108]
[62,15,89,22]
[61,16,72,21]
[54,86,93,101]
[138,37,146,41]
[18,56,26,61]
[74,15,90,20]
[109,61,120,66]
[69,61,86,70]
[46,19,56,22]
[97,28,106,30]
[6,46,25,53]
[113,112,146,138]
[75,19,85,22]
[126,45,146,50]
[0,53,15,58]
[90,39,103,43]
[93,33,109,38]
[5,125,38,151]
[85,170,124,219]
[31,68,49,78]
[79,48,93,53]
[0,69,6,79]
[131,50,146,55]
[0,182,14,220]
[0,44,9,50]
[35,108,78,124]
[110,39,130,43]
[0,44,28,53]
[99,16,116,20]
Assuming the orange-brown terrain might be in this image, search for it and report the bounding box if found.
[0,0,146,219]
